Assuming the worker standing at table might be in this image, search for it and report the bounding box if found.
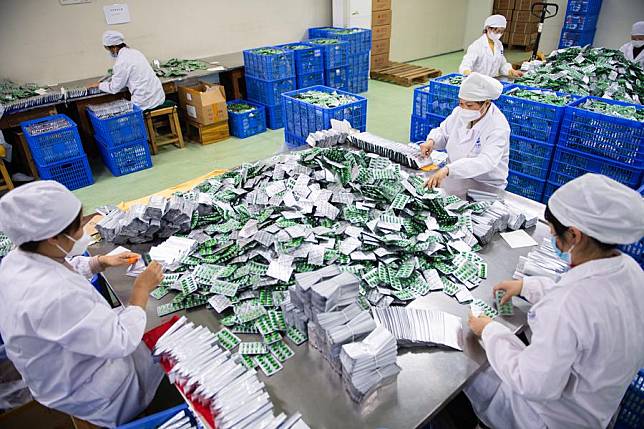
[0,181,165,427]
[92,30,165,111]
[467,174,644,429]
[459,15,524,78]
[420,72,510,190]
[619,21,644,68]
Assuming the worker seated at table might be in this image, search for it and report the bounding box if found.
[466,173,644,429]
[459,14,524,79]
[619,21,644,68]
[420,72,510,191]
[93,30,166,111]
[0,181,165,427]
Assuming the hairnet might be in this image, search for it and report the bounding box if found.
[458,72,504,101]
[632,21,644,36]
[102,30,125,46]
[0,181,82,246]
[484,15,507,29]
[548,174,644,245]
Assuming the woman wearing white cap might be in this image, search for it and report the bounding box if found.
[91,30,166,111]
[0,181,165,427]
[459,15,524,78]
[619,21,644,68]
[466,174,644,429]
[420,72,510,190]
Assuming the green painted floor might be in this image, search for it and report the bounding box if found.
[73,49,531,213]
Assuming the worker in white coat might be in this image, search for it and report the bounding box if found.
[619,21,644,68]
[459,15,524,78]
[466,173,644,429]
[93,30,165,111]
[0,181,165,427]
[420,72,510,190]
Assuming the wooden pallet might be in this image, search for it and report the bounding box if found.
[370,62,442,87]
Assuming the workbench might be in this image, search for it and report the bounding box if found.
[90,162,548,429]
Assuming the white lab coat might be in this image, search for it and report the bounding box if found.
[465,253,644,429]
[0,250,164,428]
[619,42,644,68]
[459,34,513,77]
[99,47,165,111]
[427,103,510,190]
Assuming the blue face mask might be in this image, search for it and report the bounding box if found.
[550,235,575,265]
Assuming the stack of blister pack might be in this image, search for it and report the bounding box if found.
[513,237,569,281]
[348,132,435,170]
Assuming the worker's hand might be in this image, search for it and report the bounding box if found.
[425,167,449,188]
[99,252,140,268]
[419,139,434,158]
[509,69,524,78]
[468,312,493,337]
[87,82,100,89]
[493,279,524,304]
[463,69,472,76]
[133,261,164,292]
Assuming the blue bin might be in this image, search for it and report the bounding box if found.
[347,75,369,94]
[412,84,432,119]
[566,0,602,14]
[615,369,644,429]
[284,130,307,149]
[562,13,599,32]
[96,134,152,177]
[117,404,196,429]
[508,134,555,180]
[275,43,324,75]
[305,39,349,69]
[506,170,546,202]
[315,27,372,54]
[297,71,325,89]
[246,75,296,106]
[36,154,94,191]
[559,30,596,48]
[227,100,266,138]
[324,66,349,91]
[88,105,147,148]
[559,96,644,166]
[243,47,295,81]
[410,113,444,143]
[308,27,335,39]
[20,114,85,165]
[265,104,283,129]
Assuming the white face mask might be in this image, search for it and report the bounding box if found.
[55,233,92,258]
[487,30,502,41]
[632,40,644,48]
[459,106,484,122]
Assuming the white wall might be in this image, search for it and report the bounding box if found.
[0,0,332,85]
[594,0,644,49]
[390,0,468,62]
[463,0,493,48]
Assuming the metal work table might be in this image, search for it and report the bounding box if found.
[92,173,548,429]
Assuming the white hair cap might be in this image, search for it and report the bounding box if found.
[458,72,504,101]
[0,181,82,246]
[485,15,507,29]
[632,21,644,36]
[548,174,644,245]
[102,30,125,46]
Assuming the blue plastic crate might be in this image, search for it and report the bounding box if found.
[284,130,307,149]
[297,71,325,89]
[566,0,602,14]
[506,170,546,202]
[508,134,555,180]
[246,75,296,106]
[227,100,267,138]
[562,13,599,31]
[559,29,595,48]
[410,113,444,143]
[615,369,644,429]
[348,52,370,72]
[308,27,335,39]
[324,66,349,91]
[96,135,152,177]
[412,84,432,118]
[87,105,147,148]
[275,43,324,75]
[305,39,349,69]
[20,114,85,165]
[117,404,196,429]
[243,47,295,80]
[282,85,367,141]
[308,27,371,54]
[496,85,581,145]
[542,181,559,203]
[548,147,643,189]
[559,96,644,166]
[347,76,369,94]
[36,154,94,191]
[265,103,283,129]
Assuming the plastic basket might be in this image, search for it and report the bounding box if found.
[496,85,581,145]
[566,0,602,14]
[265,104,284,129]
[282,85,367,141]
[615,369,644,429]
[559,96,644,166]
[559,30,595,48]
[324,66,349,91]
[284,130,308,149]
[542,181,559,203]
[20,114,84,164]
[348,52,370,74]
[36,154,94,191]
[410,113,444,143]
[305,39,349,69]
[275,43,324,75]
[413,84,432,118]
[227,100,267,138]
[508,134,555,180]
[96,135,152,177]
[506,170,546,202]
[245,75,296,106]
[562,13,599,31]
[308,27,371,54]
[308,27,335,39]
[297,71,325,89]
[347,75,369,94]
[117,404,196,429]
[243,47,295,80]
[87,105,147,148]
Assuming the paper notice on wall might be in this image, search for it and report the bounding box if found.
[104,4,130,25]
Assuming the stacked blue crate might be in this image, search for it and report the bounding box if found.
[20,114,94,190]
[305,39,350,92]
[275,43,325,90]
[244,47,296,129]
[558,0,602,48]
[227,100,267,139]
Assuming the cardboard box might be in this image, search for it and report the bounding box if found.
[493,9,514,21]
[371,53,390,70]
[372,38,391,55]
[501,30,511,44]
[512,10,540,23]
[372,0,391,12]
[509,31,537,46]
[372,24,391,41]
[512,21,538,34]
[178,83,228,126]
[372,9,392,26]
[493,0,515,10]
[514,0,543,11]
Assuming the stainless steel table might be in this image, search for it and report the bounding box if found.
[92,176,548,429]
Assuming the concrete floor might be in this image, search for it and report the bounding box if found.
[73,49,531,212]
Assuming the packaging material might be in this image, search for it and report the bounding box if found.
[509,32,537,46]
[493,0,515,10]
[178,83,228,125]
[372,38,391,56]
[494,9,514,21]
[512,10,540,23]
[514,0,541,10]
[371,25,392,41]
[371,53,390,70]
[372,0,391,12]
[512,21,538,34]
[372,9,392,27]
